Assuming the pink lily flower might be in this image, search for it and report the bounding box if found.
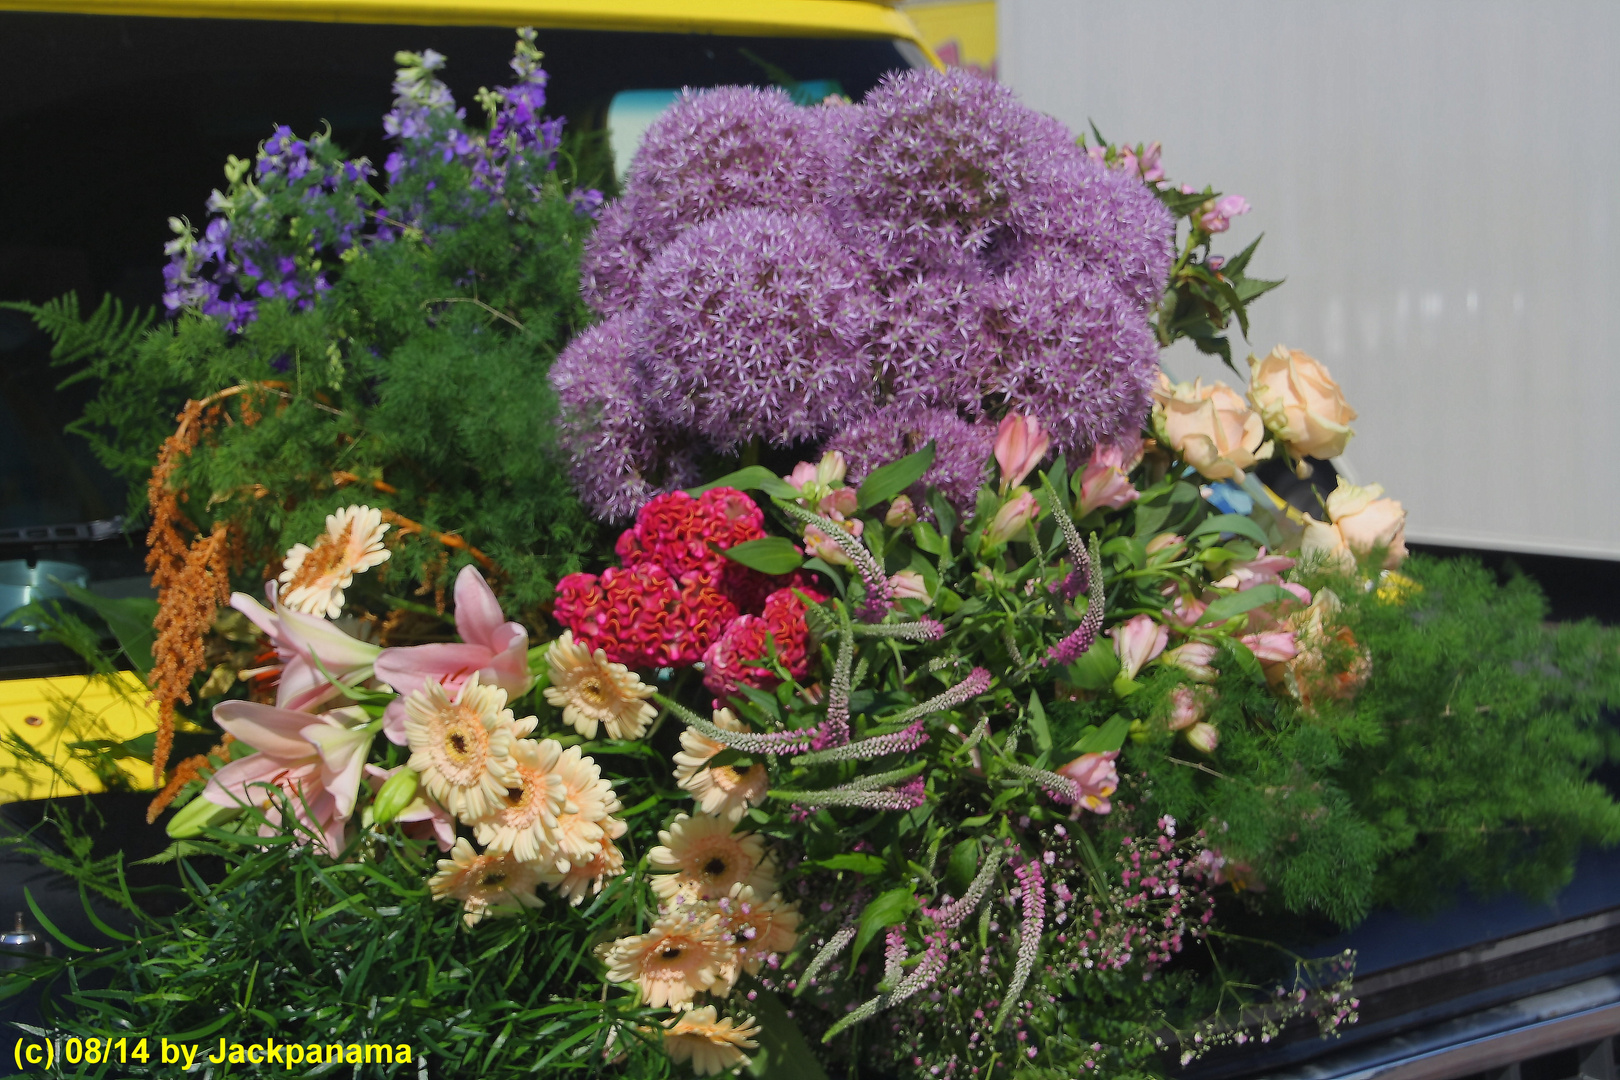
[1078,461,1139,516]
[374,566,532,745]
[232,584,381,713]
[994,413,1050,493]
[1055,751,1119,815]
[365,764,455,851]
[203,700,375,855]
[1110,614,1169,680]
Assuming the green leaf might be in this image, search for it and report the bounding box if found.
[1189,514,1270,548]
[944,839,979,893]
[687,466,799,499]
[58,582,157,675]
[745,983,832,1080]
[1196,583,1295,627]
[858,442,935,510]
[912,522,945,556]
[851,887,915,965]
[1065,636,1121,691]
[811,853,886,875]
[720,537,804,576]
[1220,636,1264,682]
[24,887,94,952]
[1073,714,1131,754]
[1026,692,1052,753]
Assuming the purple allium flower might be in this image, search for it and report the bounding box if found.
[870,268,995,411]
[549,312,699,521]
[622,85,838,254]
[579,194,653,317]
[997,145,1176,312]
[983,258,1159,459]
[829,68,1072,279]
[825,403,995,519]
[636,208,878,450]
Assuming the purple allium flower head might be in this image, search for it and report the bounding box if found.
[579,194,653,317]
[549,312,700,521]
[826,403,995,519]
[870,267,996,411]
[997,145,1176,312]
[623,85,838,253]
[829,68,1072,279]
[984,258,1159,459]
[636,208,878,450]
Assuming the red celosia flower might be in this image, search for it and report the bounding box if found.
[553,564,684,668]
[615,488,780,614]
[702,586,823,697]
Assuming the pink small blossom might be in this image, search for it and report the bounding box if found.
[1199,194,1251,233]
[994,413,1050,493]
[1109,614,1169,680]
[821,486,859,517]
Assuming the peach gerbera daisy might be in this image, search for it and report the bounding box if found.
[717,884,802,975]
[549,744,617,861]
[472,738,566,863]
[662,1006,760,1076]
[672,708,769,823]
[405,674,521,822]
[543,631,657,740]
[649,813,775,901]
[601,908,732,1009]
[540,826,627,905]
[428,837,544,926]
[278,504,391,618]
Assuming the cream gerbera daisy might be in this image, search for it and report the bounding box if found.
[543,631,657,740]
[550,744,617,861]
[601,908,732,1010]
[405,674,521,822]
[717,884,802,975]
[649,813,775,902]
[662,1006,761,1076]
[472,738,566,863]
[673,709,769,823]
[428,837,545,926]
[540,828,627,906]
[278,504,390,617]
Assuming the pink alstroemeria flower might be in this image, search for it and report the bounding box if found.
[374,566,532,745]
[984,491,1042,546]
[1110,614,1169,680]
[204,700,375,855]
[1241,629,1300,664]
[1168,685,1213,731]
[1055,751,1119,815]
[994,413,1050,494]
[365,764,455,851]
[1214,548,1298,591]
[1163,642,1219,682]
[232,585,381,713]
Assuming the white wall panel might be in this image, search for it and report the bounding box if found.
[1000,0,1620,558]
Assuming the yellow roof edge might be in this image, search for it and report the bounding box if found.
[0,0,935,45]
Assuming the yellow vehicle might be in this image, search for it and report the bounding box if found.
[0,0,936,802]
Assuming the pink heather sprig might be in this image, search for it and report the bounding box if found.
[823,931,951,1041]
[889,666,992,726]
[851,618,946,641]
[776,777,926,811]
[922,848,1003,930]
[1048,534,1104,665]
[1004,760,1083,805]
[782,503,893,621]
[801,924,856,988]
[883,926,908,984]
[657,694,816,755]
[793,722,928,766]
[816,626,855,750]
[994,859,1046,1031]
[796,666,989,765]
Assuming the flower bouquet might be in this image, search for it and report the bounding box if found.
[10,40,1620,1080]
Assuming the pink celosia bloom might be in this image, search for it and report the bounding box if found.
[1241,629,1300,664]
[1055,751,1118,814]
[1109,614,1169,680]
[365,763,455,851]
[375,566,531,744]
[994,413,1050,493]
[232,585,381,713]
[204,700,375,855]
[985,491,1042,546]
[1163,642,1219,682]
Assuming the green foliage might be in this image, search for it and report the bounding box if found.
[4,811,674,1079]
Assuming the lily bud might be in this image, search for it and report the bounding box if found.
[1186,721,1220,753]
[884,495,918,528]
[984,491,1042,547]
[816,450,848,487]
[166,795,242,839]
[1109,614,1169,680]
[373,767,421,824]
[821,486,859,518]
[994,413,1050,493]
[889,569,932,605]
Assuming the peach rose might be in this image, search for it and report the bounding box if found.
[1246,346,1358,460]
[1153,373,1270,481]
[1323,479,1407,570]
